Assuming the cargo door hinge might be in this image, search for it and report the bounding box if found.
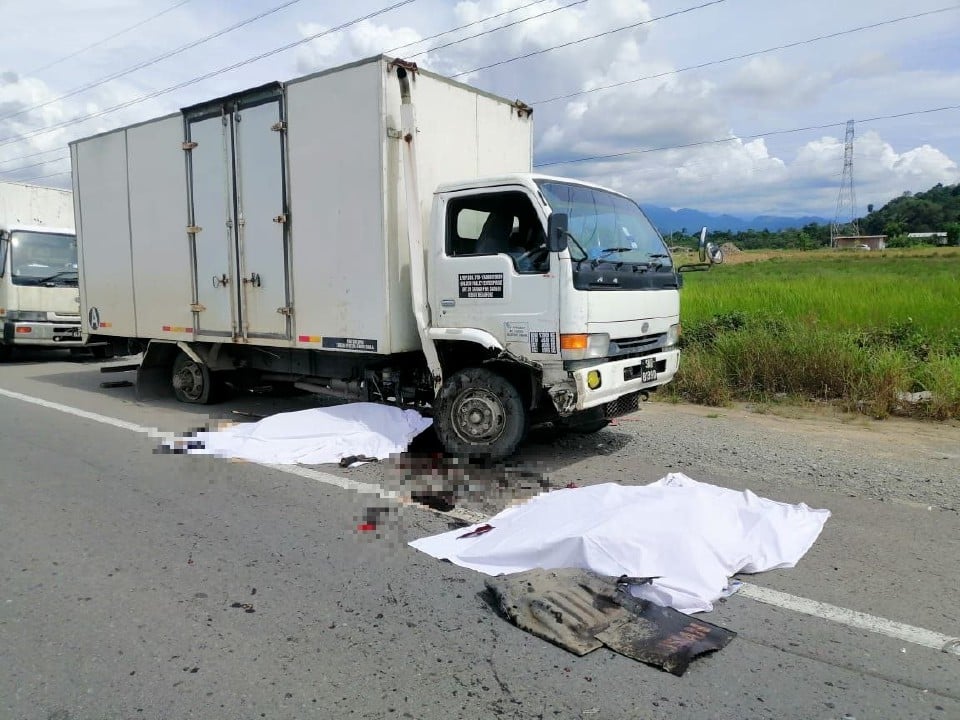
[182,141,198,150]
[276,306,293,316]
[271,121,287,132]
[386,127,402,139]
[273,214,288,224]
[190,303,206,313]
[186,225,202,234]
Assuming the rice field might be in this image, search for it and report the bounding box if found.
[669,247,960,420]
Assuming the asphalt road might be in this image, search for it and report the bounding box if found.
[1,349,958,720]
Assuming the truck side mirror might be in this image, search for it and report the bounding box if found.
[697,226,709,262]
[707,242,724,264]
[547,212,568,252]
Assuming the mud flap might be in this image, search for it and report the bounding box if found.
[485,568,735,676]
[135,341,180,401]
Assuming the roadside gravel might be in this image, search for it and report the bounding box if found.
[461,398,960,515]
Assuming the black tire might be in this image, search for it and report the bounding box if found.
[171,351,217,405]
[434,366,527,460]
[0,344,12,363]
[90,345,115,360]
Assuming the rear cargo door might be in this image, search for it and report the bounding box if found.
[187,112,237,337]
[233,95,290,339]
[185,83,291,342]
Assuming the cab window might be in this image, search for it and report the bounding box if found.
[445,191,548,274]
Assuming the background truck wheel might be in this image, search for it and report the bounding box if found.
[171,352,219,405]
[434,366,527,460]
[0,344,12,362]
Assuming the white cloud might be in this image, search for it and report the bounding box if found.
[0,0,956,218]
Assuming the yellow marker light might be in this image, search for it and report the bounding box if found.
[560,334,589,350]
[587,370,602,390]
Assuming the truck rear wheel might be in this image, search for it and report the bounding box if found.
[171,352,217,404]
[434,366,527,460]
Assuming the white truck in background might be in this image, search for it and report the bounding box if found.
[0,181,91,360]
[69,55,719,459]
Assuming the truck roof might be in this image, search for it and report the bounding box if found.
[3,224,76,236]
[434,173,636,201]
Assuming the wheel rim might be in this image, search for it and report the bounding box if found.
[173,361,205,402]
[451,388,507,445]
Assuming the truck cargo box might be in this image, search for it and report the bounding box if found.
[70,55,533,355]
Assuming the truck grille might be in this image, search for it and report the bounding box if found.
[609,332,667,358]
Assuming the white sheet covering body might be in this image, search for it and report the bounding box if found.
[409,473,831,613]
[164,403,433,465]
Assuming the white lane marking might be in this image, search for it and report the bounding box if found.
[738,583,960,655]
[0,386,391,498]
[3,385,959,656]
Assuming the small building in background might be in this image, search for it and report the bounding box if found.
[833,235,887,250]
[907,232,948,246]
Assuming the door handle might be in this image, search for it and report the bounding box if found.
[440,299,455,307]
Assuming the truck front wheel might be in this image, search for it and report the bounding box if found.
[434,367,527,460]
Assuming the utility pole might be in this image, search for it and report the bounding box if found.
[830,119,859,247]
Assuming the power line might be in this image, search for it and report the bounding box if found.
[451,0,727,77]
[532,103,960,167]
[1,155,69,174]
[7,101,955,180]
[24,0,193,76]
[14,170,72,184]
[0,0,305,124]
[0,0,419,150]
[384,0,554,55]
[532,5,960,104]
[0,0,574,175]
[0,146,64,167]
[405,0,586,60]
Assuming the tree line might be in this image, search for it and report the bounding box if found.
[664,182,960,250]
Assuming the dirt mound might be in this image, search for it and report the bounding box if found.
[720,242,742,254]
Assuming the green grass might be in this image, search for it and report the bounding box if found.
[670,248,960,420]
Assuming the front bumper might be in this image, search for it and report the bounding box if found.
[3,320,84,347]
[571,348,680,413]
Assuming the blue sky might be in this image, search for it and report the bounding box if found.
[1,0,958,219]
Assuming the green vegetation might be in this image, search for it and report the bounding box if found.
[665,182,960,251]
[860,182,960,237]
[668,248,960,420]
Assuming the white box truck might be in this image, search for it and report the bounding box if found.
[0,180,88,359]
[69,55,719,458]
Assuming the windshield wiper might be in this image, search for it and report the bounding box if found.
[36,270,78,284]
[598,247,634,257]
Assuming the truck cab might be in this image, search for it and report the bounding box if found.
[423,173,687,452]
[0,224,84,359]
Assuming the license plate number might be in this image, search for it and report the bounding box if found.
[640,358,657,383]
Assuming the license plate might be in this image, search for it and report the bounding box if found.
[640,358,657,383]
[65,328,81,337]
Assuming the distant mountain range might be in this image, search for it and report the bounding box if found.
[640,204,830,234]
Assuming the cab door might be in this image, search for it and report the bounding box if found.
[429,187,560,362]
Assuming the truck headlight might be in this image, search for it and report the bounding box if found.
[560,333,610,361]
[666,323,681,348]
[6,311,48,322]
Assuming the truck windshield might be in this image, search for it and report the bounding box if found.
[536,180,669,266]
[9,230,78,286]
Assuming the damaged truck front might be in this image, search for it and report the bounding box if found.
[69,55,719,460]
